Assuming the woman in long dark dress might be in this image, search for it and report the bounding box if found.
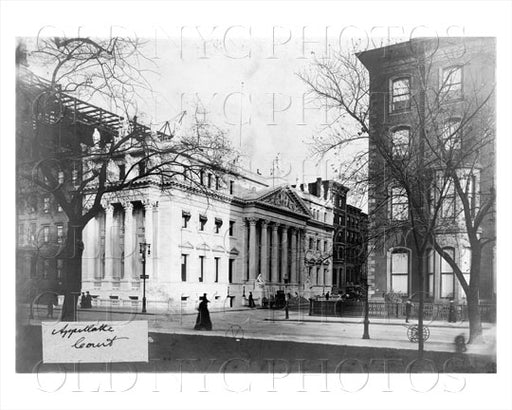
[194,294,212,330]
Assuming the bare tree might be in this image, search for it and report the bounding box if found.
[299,38,495,346]
[16,36,236,320]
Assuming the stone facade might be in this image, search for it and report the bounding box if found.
[81,172,336,311]
[357,37,496,302]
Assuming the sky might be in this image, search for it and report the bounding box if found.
[25,28,387,209]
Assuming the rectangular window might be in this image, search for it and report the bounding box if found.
[229,220,235,236]
[427,249,435,297]
[391,77,411,112]
[43,197,50,213]
[58,171,64,184]
[30,256,37,277]
[392,128,410,158]
[440,248,455,298]
[214,257,220,282]
[56,224,64,244]
[200,170,205,186]
[138,160,146,176]
[199,256,204,282]
[207,173,212,188]
[324,240,328,252]
[441,66,462,100]
[199,215,207,231]
[182,211,190,228]
[442,119,462,151]
[441,179,456,219]
[43,225,50,243]
[18,223,25,245]
[214,218,223,234]
[215,176,220,190]
[72,169,78,186]
[56,259,63,280]
[228,258,234,283]
[119,164,126,180]
[391,187,408,220]
[42,260,50,279]
[458,247,471,299]
[181,254,188,282]
[391,251,409,294]
[229,180,234,195]
[29,223,36,243]
[316,239,320,251]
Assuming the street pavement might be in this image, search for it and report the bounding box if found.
[23,303,496,357]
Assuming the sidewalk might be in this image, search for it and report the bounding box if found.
[22,303,496,357]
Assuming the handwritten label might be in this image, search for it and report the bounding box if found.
[42,321,148,363]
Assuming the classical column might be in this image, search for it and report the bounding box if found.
[260,219,269,280]
[281,225,289,283]
[122,201,134,282]
[143,201,155,280]
[290,228,297,284]
[248,217,258,281]
[83,216,95,282]
[271,223,280,283]
[299,229,305,285]
[242,220,249,282]
[104,203,114,283]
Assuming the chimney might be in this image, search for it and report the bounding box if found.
[316,177,322,197]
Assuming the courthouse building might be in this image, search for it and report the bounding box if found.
[81,167,336,311]
[16,66,366,311]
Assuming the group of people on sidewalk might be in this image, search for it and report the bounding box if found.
[80,291,92,309]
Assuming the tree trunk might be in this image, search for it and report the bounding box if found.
[467,287,483,343]
[467,245,483,343]
[60,222,84,321]
[416,251,425,358]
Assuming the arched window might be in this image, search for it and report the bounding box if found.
[391,127,410,158]
[440,247,455,298]
[390,248,410,295]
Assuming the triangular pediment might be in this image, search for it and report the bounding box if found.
[196,243,211,251]
[213,245,226,253]
[258,187,312,217]
[179,241,194,250]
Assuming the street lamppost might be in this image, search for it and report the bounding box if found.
[362,264,370,339]
[139,242,151,313]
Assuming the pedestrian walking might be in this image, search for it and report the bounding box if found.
[325,291,330,300]
[46,293,56,318]
[194,293,212,330]
[405,299,412,323]
[248,292,255,308]
[80,292,86,308]
[85,291,92,308]
[448,299,457,323]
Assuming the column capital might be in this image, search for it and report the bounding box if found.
[261,219,270,227]
[271,222,280,230]
[281,225,289,233]
[102,202,114,214]
[122,200,133,211]
[247,217,258,225]
[142,199,159,209]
